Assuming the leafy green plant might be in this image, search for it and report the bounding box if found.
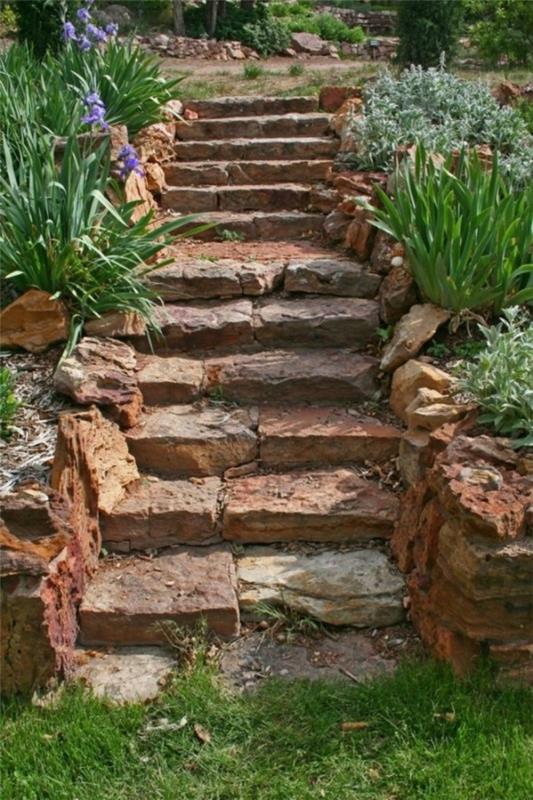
[396,0,465,68]
[0,367,20,440]
[348,66,533,185]
[0,4,17,34]
[457,307,533,446]
[361,147,533,314]
[241,17,290,56]
[219,228,245,242]
[0,136,200,353]
[288,62,304,77]
[426,341,451,359]
[467,0,533,67]
[13,0,80,59]
[242,62,264,80]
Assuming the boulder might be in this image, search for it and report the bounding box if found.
[330,97,363,136]
[319,85,362,113]
[238,546,405,627]
[380,304,451,372]
[390,359,453,422]
[123,170,157,223]
[132,121,176,163]
[323,210,351,243]
[0,289,69,353]
[53,337,142,429]
[344,210,375,260]
[144,162,167,194]
[290,32,329,56]
[378,264,417,324]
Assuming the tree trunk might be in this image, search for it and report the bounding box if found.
[173,0,185,36]
[206,0,219,37]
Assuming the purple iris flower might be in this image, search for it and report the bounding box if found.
[83,91,104,109]
[81,92,108,130]
[78,35,92,51]
[105,22,119,36]
[77,7,91,23]
[63,21,77,41]
[87,23,107,43]
[117,145,144,180]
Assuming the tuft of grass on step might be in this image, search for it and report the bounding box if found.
[288,63,305,77]
[243,63,265,81]
[2,660,532,800]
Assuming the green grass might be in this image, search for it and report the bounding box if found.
[2,660,532,800]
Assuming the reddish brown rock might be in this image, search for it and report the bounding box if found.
[492,80,522,105]
[223,469,399,543]
[371,230,401,275]
[0,290,69,353]
[147,259,284,301]
[141,300,254,352]
[344,212,375,260]
[84,311,146,338]
[259,406,401,469]
[0,483,72,543]
[378,264,417,324]
[319,86,362,113]
[323,210,351,243]
[254,297,379,349]
[390,360,452,422]
[125,405,258,477]
[136,354,204,405]
[101,476,222,551]
[205,349,380,404]
[144,162,167,194]
[284,257,381,298]
[381,304,451,372]
[79,547,240,643]
[132,121,176,163]
[123,171,157,223]
[330,97,363,136]
[53,337,142,428]
[398,428,431,487]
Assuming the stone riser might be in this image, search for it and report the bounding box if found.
[172,210,325,241]
[162,184,311,214]
[176,113,332,142]
[164,159,333,186]
[172,137,338,162]
[185,96,319,118]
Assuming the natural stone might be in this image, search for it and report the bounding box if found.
[290,32,330,56]
[323,210,351,243]
[101,476,222,551]
[84,311,146,338]
[390,359,453,422]
[147,259,284,300]
[73,647,176,704]
[143,299,254,352]
[123,170,157,223]
[223,469,399,543]
[79,546,240,643]
[378,264,417,324]
[53,337,142,428]
[144,162,167,194]
[132,121,176,163]
[344,211,375,260]
[399,428,431,487]
[330,97,363,136]
[319,85,362,113]
[0,290,69,353]
[408,401,473,431]
[238,547,405,627]
[381,304,451,372]
[285,257,381,298]
[136,354,204,405]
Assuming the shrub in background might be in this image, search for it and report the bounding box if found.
[0,137,197,352]
[457,308,533,446]
[13,0,80,59]
[361,147,533,315]
[396,0,465,68]
[0,367,20,440]
[467,0,533,67]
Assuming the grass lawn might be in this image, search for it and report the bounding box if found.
[1,660,532,800]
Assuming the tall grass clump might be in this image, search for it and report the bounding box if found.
[361,147,533,315]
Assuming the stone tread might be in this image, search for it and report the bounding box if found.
[172,137,338,162]
[161,184,313,213]
[185,96,319,118]
[170,210,326,241]
[176,113,332,142]
[132,297,379,353]
[205,348,380,403]
[100,476,222,551]
[259,407,402,468]
[136,354,204,404]
[79,546,240,643]
[164,159,333,186]
[223,469,399,543]
[125,404,258,477]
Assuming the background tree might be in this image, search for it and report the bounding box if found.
[173,0,185,35]
[396,0,465,68]
[13,0,80,59]
[467,0,533,67]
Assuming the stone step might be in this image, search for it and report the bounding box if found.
[162,184,312,214]
[173,137,338,162]
[284,256,381,298]
[205,349,380,404]
[185,95,319,118]
[136,354,204,405]
[79,546,240,644]
[223,469,399,543]
[176,113,332,142]
[258,407,402,469]
[125,404,258,477]
[146,257,286,302]
[237,546,405,628]
[133,297,379,353]
[100,475,222,551]
[172,210,325,241]
[164,159,333,186]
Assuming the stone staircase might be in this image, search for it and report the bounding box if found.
[78,96,406,647]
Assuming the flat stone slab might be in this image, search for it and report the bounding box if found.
[237,546,405,627]
[147,258,285,301]
[174,211,326,242]
[100,476,222,551]
[285,257,381,298]
[164,159,333,187]
[205,349,380,403]
[254,298,379,348]
[162,185,311,214]
[73,647,176,704]
[173,138,338,163]
[137,355,204,404]
[176,113,331,141]
[126,405,258,477]
[141,299,254,352]
[185,96,319,118]
[223,469,399,543]
[259,407,401,468]
[80,546,240,643]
